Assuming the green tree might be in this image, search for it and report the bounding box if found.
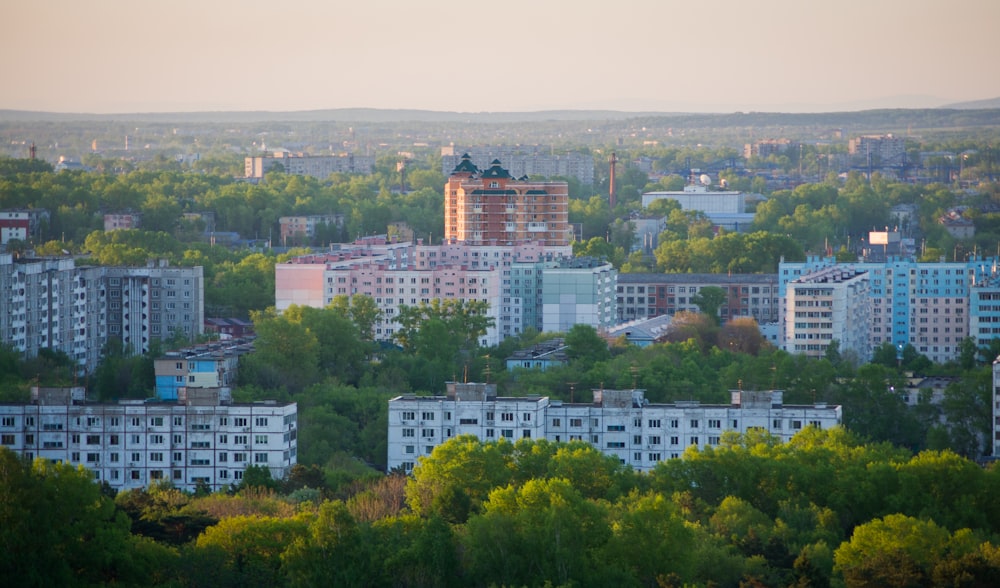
[691,286,727,325]
[564,323,611,364]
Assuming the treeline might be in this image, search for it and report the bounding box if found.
[5,429,1000,587]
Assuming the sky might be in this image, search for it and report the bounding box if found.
[3,0,999,114]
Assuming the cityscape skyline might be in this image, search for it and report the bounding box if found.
[3,0,1000,115]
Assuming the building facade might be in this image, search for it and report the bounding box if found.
[641,184,747,214]
[445,156,570,246]
[279,214,344,245]
[784,267,872,361]
[153,338,254,402]
[387,383,842,473]
[540,257,617,333]
[0,255,204,372]
[616,273,780,324]
[779,256,1000,364]
[0,387,297,492]
[848,134,906,163]
[275,239,576,345]
[0,210,31,244]
[441,146,594,185]
[104,213,141,232]
[245,152,375,179]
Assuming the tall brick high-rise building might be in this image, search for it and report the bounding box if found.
[444,155,570,246]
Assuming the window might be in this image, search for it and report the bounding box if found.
[0,434,13,445]
[401,412,415,421]
[501,413,514,422]
[173,417,183,426]
[670,436,679,445]
[219,417,229,427]
[150,452,164,462]
[648,453,662,462]
[130,452,141,463]
[708,419,721,429]
[522,430,531,438]
[772,419,782,429]
[405,445,415,454]
[459,418,478,425]
[690,437,699,446]
[234,453,246,463]
[173,452,182,462]
[234,418,247,427]
[552,418,561,427]
[522,413,531,422]
[255,417,269,427]
[150,417,163,427]
[648,419,661,428]
[422,429,435,438]
[150,434,164,444]
[792,420,802,430]
[402,428,415,438]
[570,418,582,427]
[648,436,661,445]
[690,419,699,428]
[254,453,268,463]
[501,429,514,438]
[254,435,267,445]
[86,434,100,445]
[607,425,625,432]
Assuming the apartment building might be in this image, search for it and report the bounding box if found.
[275,239,576,344]
[779,256,999,364]
[784,267,872,361]
[104,213,141,232]
[616,273,780,324]
[153,338,254,401]
[540,257,617,333]
[441,146,594,185]
[245,152,375,179]
[387,383,842,473]
[102,262,205,358]
[0,255,204,372]
[278,214,344,245]
[445,156,570,246]
[848,134,906,163]
[0,386,297,492]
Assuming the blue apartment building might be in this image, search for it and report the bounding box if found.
[779,256,1000,363]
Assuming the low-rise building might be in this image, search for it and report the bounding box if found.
[505,338,568,372]
[387,383,842,473]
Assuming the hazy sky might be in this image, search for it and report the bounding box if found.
[3,0,999,114]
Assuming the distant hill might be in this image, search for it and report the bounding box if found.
[0,108,671,124]
[3,107,1000,132]
[943,97,1000,109]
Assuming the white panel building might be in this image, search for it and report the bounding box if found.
[387,383,842,473]
[784,267,872,362]
[0,387,297,492]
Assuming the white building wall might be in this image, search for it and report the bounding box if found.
[387,389,841,472]
[0,396,297,492]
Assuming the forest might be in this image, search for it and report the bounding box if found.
[5,428,1000,587]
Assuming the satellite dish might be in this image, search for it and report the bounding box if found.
[699,174,711,185]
